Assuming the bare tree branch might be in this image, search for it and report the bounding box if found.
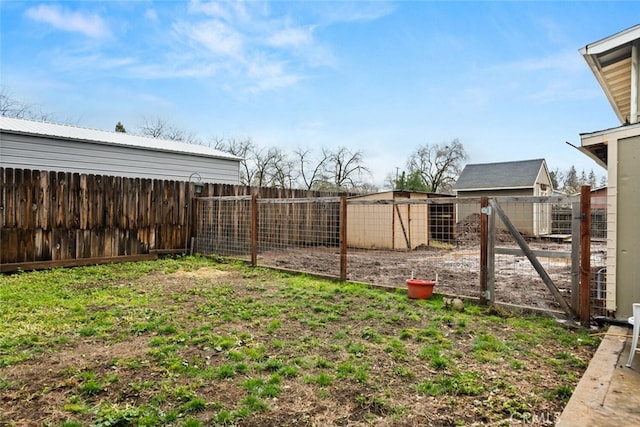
[320,146,371,192]
[407,139,467,193]
[139,116,201,144]
[0,86,55,121]
[295,148,328,190]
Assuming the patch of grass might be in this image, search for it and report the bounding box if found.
[384,338,408,361]
[242,375,282,398]
[419,345,449,370]
[215,363,237,379]
[241,395,269,412]
[265,319,281,334]
[179,397,207,413]
[417,371,484,396]
[361,327,384,343]
[305,372,334,387]
[394,366,414,380]
[472,333,510,362]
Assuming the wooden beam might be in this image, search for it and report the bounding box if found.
[495,247,572,259]
[394,204,411,249]
[580,186,592,326]
[571,201,581,313]
[0,254,158,273]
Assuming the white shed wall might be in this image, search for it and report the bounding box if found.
[0,133,240,184]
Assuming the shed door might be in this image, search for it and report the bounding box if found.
[534,184,551,235]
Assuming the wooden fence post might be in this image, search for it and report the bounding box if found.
[251,194,258,266]
[340,196,347,281]
[580,185,591,326]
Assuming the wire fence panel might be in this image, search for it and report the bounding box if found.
[491,200,573,313]
[590,189,608,317]
[195,196,253,260]
[256,198,342,277]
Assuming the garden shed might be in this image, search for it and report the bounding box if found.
[347,190,455,250]
[453,158,553,236]
[0,116,241,184]
[579,23,640,319]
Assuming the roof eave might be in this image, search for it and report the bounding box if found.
[580,24,640,125]
[579,24,640,55]
[581,51,626,124]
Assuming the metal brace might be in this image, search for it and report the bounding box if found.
[481,206,492,215]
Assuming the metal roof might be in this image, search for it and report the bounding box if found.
[580,24,640,125]
[0,116,241,161]
[453,159,547,191]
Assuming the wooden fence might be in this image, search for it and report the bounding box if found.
[0,167,342,271]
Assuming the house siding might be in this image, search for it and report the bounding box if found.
[0,132,240,184]
[616,135,640,317]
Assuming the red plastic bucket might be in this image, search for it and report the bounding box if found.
[406,279,436,299]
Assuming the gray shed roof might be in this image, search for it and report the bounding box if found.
[0,116,240,161]
[453,159,547,191]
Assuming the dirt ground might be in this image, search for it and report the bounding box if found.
[258,240,607,317]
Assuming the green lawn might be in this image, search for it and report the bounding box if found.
[0,256,599,426]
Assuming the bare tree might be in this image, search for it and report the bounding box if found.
[0,86,54,121]
[294,147,328,190]
[252,147,280,188]
[407,139,467,193]
[269,148,297,189]
[213,137,256,186]
[216,139,372,191]
[319,146,370,191]
[139,117,201,144]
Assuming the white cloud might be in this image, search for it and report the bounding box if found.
[25,4,111,39]
[267,27,314,48]
[144,8,159,23]
[50,50,136,72]
[174,20,244,58]
[188,0,250,22]
[246,59,303,92]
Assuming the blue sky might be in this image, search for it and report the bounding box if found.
[1,1,635,187]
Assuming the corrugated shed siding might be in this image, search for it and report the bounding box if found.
[1,133,240,184]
